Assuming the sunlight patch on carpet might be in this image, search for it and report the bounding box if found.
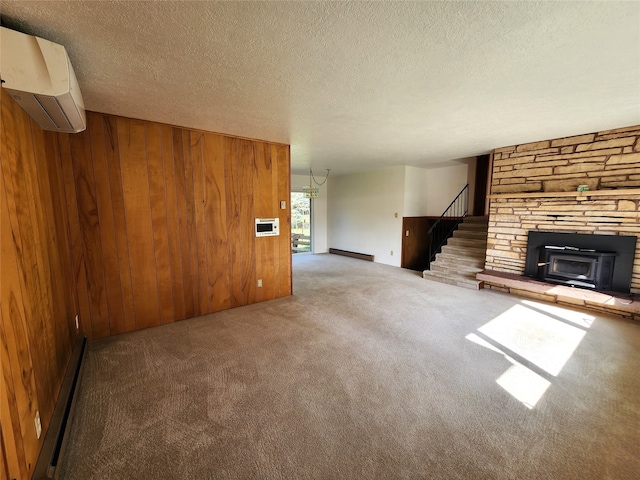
[496,362,551,409]
[478,303,587,376]
[468,300,594,409]
[466,333,550,409]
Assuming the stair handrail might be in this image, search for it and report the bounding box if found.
[427,184,469,266]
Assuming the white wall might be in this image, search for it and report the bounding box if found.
[327,166,405,267]
[423,163,469,216]
[403,166,431,217]
[326,162,470,268]
[403,163,470,217]
[291,174,328,253]
[463,157,478,215]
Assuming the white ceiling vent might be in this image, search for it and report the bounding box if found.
[0,26,86,133]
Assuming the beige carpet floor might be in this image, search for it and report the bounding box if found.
[59,253,640,479]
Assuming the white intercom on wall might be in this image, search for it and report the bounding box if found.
[255,218,280,237]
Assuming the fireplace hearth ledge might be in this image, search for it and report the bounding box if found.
[477,270,640,321]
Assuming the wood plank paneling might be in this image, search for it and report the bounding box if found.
[118,118,161,331]
[70,129,110,338]
[42,132,81,344]
[173,129,195,319]
[253,142,266,303]
[58,133,93,338]
[4,103,63,427]
[225,137,242,307]
[184,130,200,316]
[1,89,78,478]
[147,123,174,325]
[2,93,292,474]
[190,132,209,315]
[87,112,126,335]
[1,173,36,480]
[46,111,291,338]
[31,125,67,379]
[238,140,257,305]
[162,125,186,321]
[401,217,438,272]
[254,142,276,302]
[103,116,136,333]
[202,133,230,312]
[1,338,27,479]
[277,144,292,297]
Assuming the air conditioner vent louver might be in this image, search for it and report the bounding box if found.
[1,27,86,133]
[35,95,72,130]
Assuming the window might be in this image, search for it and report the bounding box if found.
[291,192,311,254]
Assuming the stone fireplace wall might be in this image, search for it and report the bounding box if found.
[485,125,640,295]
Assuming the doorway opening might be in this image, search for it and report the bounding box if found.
[291,192,311,254]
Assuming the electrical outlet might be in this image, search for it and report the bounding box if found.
[34,411,42,439]
[257,279,262,288]
[75,315,79,330]
[280,200,286,209]
[390,250,393,256]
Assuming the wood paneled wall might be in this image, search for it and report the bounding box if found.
[62,112,292,339]
[401,217,459,271]
[1,89,78,478]
[1,90,291,477]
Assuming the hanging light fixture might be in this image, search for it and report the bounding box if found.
[303,168,330,199]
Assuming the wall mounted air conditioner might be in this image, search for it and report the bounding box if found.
[0,26,86,133]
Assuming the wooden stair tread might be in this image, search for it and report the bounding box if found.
[452,229,490,239]
[433,254,485,269]
[447,237,487,248]
[436,250,485,265]
[441,244,487,256]
[423,270,484,290]
[431,265,484,274]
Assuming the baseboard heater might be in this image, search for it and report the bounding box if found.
[33,333,88,480]
[329,248,374,262]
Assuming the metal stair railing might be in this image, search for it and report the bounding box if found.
[426,184,469,268]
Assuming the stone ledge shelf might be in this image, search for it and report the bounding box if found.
[477,269,640,321]
[487,188,640,200]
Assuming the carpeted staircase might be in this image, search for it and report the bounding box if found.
[423,216,488,289]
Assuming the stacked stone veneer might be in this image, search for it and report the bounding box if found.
[486,125,640,296]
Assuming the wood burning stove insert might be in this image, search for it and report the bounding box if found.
[524,232,637,294]
[539,246,616,290]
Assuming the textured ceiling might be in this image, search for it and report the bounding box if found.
[1,1,639,175]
